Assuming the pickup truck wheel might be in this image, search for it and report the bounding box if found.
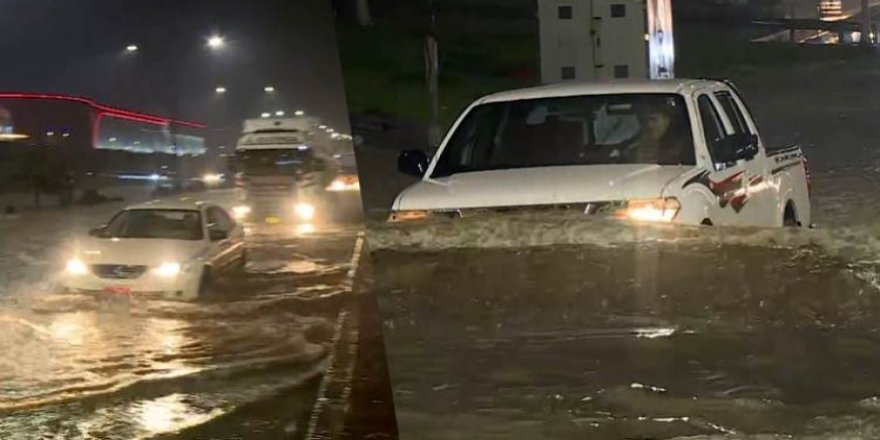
[783,202,801,227]
[701,219,713,226]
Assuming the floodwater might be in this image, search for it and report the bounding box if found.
[0,190,365,439]
[372,238,880,439]
[363,146,880,440]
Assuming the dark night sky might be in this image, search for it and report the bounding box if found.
[0,0,351,139]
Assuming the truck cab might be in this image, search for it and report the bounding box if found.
[391,79,812,228]
[231,117,336,225]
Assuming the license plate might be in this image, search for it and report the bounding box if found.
[265,216,281,224]
[105,286,132,294]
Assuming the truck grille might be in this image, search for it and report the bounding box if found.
[91,264,147,279]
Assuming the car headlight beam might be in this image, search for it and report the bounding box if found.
[153,262,182,277]
[618,198,681,223]
[66,258,89,275]
[294,203,316,221]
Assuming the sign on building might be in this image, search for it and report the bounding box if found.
[538,0,675,83]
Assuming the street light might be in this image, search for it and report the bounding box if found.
[215,86,227,94]
[294,110,305,116]
[126,44,138,52]
[264,86,275,93]
[275,110,285,116]
[207,35,225,49]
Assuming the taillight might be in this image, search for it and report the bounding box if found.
[803,157,813,199]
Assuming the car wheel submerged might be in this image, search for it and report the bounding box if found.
[197,266,213,298]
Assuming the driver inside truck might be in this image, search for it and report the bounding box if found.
[618,99,693,165]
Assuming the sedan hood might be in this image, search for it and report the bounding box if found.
[77,238,210,266]
[394,165,693,211]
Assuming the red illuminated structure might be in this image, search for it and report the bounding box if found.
[0,92,205,149]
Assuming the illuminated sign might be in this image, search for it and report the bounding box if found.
[647,0,675,79]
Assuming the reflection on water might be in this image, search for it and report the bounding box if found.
[137,393,224,436]
[374,243,880,439]
[296,222,317,236]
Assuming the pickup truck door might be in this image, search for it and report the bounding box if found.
[694,88,775,227]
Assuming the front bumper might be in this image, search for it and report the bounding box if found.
[62,269,201,300]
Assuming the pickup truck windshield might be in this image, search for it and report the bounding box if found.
[432,93,695,178]
[104,209,203,240]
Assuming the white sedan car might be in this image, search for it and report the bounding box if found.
[62,200,246,300]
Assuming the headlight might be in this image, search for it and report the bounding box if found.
[66,259,88,275]
[294,203,316,221]
[232,205,251,220]
[153,262,181,277]
[388,210,430,222]
[325,175,360,192]
[616,198,681,223]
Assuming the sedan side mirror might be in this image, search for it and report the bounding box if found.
[88,226,106,237]
[209,227,229,241]
[398,150,429,177]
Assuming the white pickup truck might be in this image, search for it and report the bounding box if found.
[390,79,812,228]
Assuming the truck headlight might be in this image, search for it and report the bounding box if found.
[153,262,181,278]
[617,198,681,223]
[232,205,251,220]
[66,258,89,275]
[294,203,316,221]
[325,175,360,192]
[388,210,430,222]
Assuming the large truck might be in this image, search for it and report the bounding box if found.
[230,116,360,226]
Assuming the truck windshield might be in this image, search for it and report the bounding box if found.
[104,209,203,240]
[431,93,695,178]
[235,149,315,176]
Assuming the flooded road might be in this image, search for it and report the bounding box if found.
[0,190,369,439]
[372,238,880,439]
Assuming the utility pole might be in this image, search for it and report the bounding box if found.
[862,0,873,45]
[425,0,441,148]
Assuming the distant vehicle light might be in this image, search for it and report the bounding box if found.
[264,86,275,93]
[0,133,29,140]
[202,173,223,184]
[153,262,181,277]
[275,110,285,116]
[326,175,360,192]
[260,113,271,118]
[294,203,316,221]
[126,44,139,52]
[66,259,89,275]
[149,173,161,181]
[232,205,251,220]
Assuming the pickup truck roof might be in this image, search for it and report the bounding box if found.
[478,79,718,104]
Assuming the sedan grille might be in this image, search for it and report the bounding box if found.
[91,264,147,280]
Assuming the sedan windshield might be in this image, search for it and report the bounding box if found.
[104,209,203,240]
[431,93,695,178]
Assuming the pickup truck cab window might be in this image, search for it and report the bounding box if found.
[714,91,752,136]
[431,93,695,178]
[697,94,728,161]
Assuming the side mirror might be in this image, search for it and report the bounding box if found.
[398,150,429,177]
[88,226,106,237]
[715,133,759,164]
[209,227,229,241]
